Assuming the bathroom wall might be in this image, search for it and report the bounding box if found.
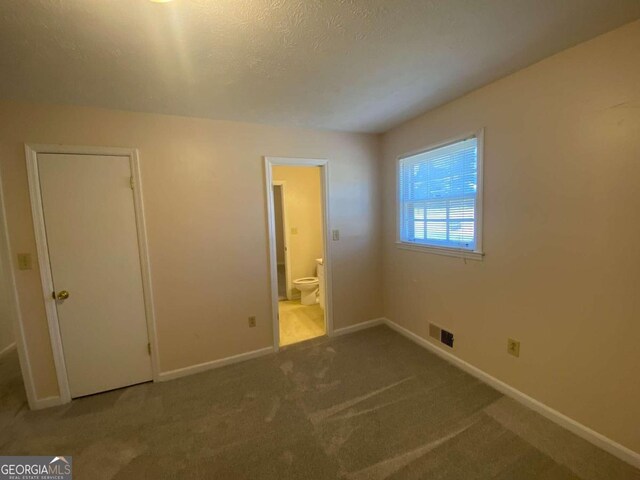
[0,100,383,401]
[380,20,640,453]
[272,166,324,299]
[273,186,285,265]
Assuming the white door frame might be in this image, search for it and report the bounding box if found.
[25,144,160,405]
[264,157,333,351]
[272,181,293,300]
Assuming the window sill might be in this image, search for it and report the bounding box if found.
[396,242,484,261]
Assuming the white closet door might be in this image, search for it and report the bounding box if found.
[38,153,152,398]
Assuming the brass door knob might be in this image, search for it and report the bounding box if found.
[57,290,70,300]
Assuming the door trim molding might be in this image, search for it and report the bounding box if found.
[24,144,160,405]
[264,157,333,351]
[272,181,293,300]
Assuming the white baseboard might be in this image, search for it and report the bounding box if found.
[158,346,275,382]
[0,342,16,358]
[333,318,384,337]
[30,346,275,408]
[159,317,388,382]
[383,317,640,469]
[32,395,64,410]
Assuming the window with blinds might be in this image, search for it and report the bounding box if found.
[398,134,481,253]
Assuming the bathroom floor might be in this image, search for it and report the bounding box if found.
[279,300,325,346]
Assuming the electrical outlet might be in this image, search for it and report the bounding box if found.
[248,316,256,328]
[507,338,520,357]
[17,253,32,270]
[291,227,298,235]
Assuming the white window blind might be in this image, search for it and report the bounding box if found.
[399,136,479,251]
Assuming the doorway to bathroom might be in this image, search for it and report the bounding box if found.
[265,157,332,349]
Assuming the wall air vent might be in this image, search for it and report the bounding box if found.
[429,323,454,348]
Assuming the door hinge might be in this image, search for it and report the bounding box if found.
[130,176,135,190]
[147,342,151,356]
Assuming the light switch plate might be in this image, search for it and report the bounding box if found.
[507,338,520,357]
[17,253,32,270]
[332,229,340,241]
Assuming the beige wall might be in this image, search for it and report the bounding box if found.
[381,20,640,453]
[272,166,323,296]
[0,254,14,354]
[0,100,383,400]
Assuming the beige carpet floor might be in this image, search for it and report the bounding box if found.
[1,326,638,479]
[278,299,325,346]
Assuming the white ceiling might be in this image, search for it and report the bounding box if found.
[1,1,639,133]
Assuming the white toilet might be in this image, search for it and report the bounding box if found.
[293,258,323,306]
[293,277,319,305]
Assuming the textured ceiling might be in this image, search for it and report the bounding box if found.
[1,1,639,133]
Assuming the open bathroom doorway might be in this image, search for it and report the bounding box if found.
[265,157,332,349]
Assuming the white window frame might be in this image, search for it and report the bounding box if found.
[396,128,484,261]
